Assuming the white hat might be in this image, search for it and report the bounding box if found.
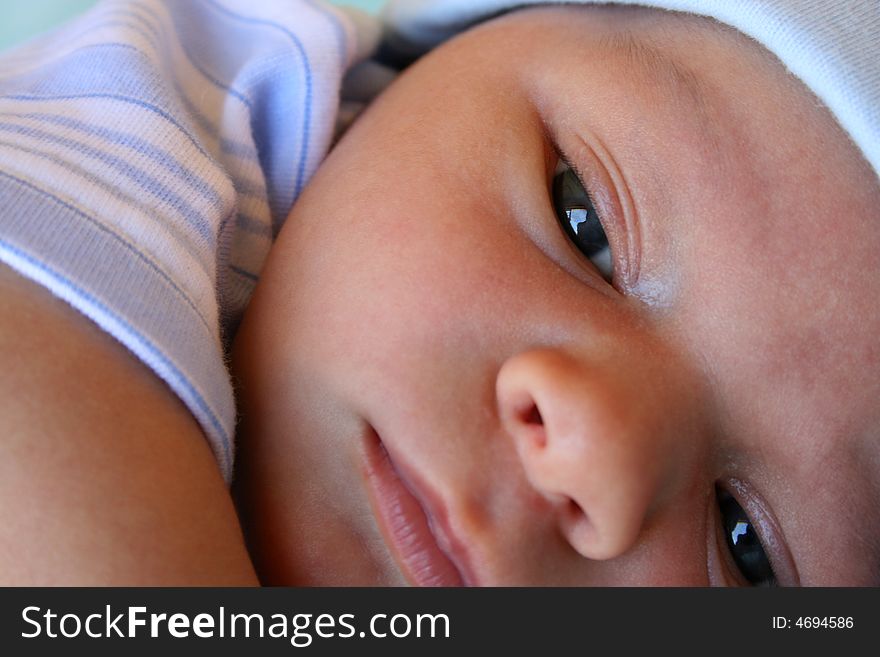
[382,0,880,179]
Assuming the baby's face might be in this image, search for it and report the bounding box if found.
[232,6,880,585]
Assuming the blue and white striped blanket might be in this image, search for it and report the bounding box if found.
[0,0,373,481]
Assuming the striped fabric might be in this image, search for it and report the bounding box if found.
[0,0,370,482]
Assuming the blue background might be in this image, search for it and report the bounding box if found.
[0,0,386,53]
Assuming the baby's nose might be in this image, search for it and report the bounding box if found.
[495,345,705,561]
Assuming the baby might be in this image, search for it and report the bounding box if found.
[0,0,878,586]
[230,2,880,586]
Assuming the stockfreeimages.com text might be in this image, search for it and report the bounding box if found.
[21,605,451,646]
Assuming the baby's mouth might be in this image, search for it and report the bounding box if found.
[361,428,466,587]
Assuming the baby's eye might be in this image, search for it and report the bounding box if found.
[552,162,613,282]
[717,487,777,586]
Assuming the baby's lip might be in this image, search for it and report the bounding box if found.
[362,428,476,586]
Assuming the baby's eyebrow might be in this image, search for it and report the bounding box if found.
[600,30,710,112]
[597,29,716,146]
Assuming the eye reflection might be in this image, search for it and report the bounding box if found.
[730,521,749,545]
[568,207,590,232]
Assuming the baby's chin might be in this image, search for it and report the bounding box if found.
[232,454,406,586]
[261,535,400,587]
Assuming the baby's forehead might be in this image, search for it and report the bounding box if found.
[382,0,880,181]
